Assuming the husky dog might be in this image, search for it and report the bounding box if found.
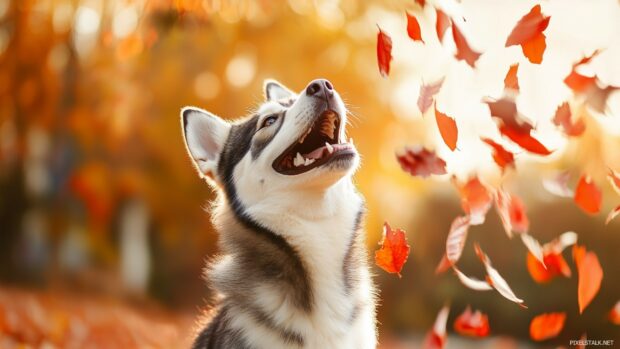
[181,79,376,349]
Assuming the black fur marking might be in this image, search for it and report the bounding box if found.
[193,305,252,349]
[251,111,285,160]
[244,305,304,346]
[217,118,313,312]
[343,206,365,295]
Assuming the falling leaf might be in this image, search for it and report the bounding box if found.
[553,102,585,137]
[505,5,550,64]
[406,13,425,43]
[530,312,566,341]
[397,146,448,178]
[435,9,451,43]
[451,23,481,68]
[494,189,529,237]
[564,51,600,93]
[609,169,620,195]
[575,248,603,314]
[584,83,620,114]
[377,27,393,78]
[435,106,458,151]
[455,177,493,225]
[415,0,426,7]
[574,175,602,215]
[474,243,526,306]
[435,253,452,275]
[454,268,493,291]
[609,301,620,325]
[504,64,519,91]
[446,216,470,264]
[521,234,544,266]
[606,205,620,225]
[481,138,515,171]
[418,78,445,114]
[423,305,450,349]
[453,306,490,338]
[526,231,576,283]
[375,222,411,277]
[543,171,574,198]
[486,97,552,155]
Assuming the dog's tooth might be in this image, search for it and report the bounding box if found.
[325,142,334,154]
[304,158,315,166]
[294,152,304,167]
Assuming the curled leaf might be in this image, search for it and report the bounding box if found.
[606,205,620,225]
[453,268,493,291]
[454,306,490,338]
[475,243,526,306]
[495,189,529,237]
[455,177,492,225]
[446,216,470,264]
[377,27,393,78]
[423,305,450,349]
[505,5,550,64]
[553,102,585,137]
[481,138,515,171]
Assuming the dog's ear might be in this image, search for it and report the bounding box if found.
[181,107,231,183]
[264,79,294,102]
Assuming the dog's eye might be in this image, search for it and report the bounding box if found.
[260,115,278,129]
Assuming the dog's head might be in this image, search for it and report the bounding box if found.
[181,79,358,201]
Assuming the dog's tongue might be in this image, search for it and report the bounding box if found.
[305,146,328,160]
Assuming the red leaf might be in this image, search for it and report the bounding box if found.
[475,243,526,306]
[451,23,481,68]
[494,189,529,237]
[530,313,566,341]
[553,102,586,137]
[415,0,426,7]
[606,205,620,225]
[609,301,620,325]
[435,106,458,151]
[454,306,490,338]
[435,253,452,275]
[377,27,393,78]
[406,13,424,43]
[446,215,470,264]
[396,146,448,178]
[574,175,602,215]
[564,51,600,93]
[608,169,620,195]
[455,177,493,225]
[505,5,550,64]
[481,138,515,171]
[576,249,603,314]
[527,249,572,284]
[435,9,451,43]
[423,305,450,349]
[375,222,411,277]
[486,97,552,155]
[418,78,445,114]
[504,64,519,91]
[585,84,620,114]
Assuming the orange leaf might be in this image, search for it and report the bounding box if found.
[504,64,519,91]
[451,23,481,68]
[375,222,411,277]
[453,306,490,338]
[415,0,426,7]
[481,138,515,171]
[609,301,620,325]
[498,125,551,155]
[505,5,550,64]
[435,253,452,275]
[435,106,458,151]
[446,216,470,264]
[396,146,447,178]
[553,102,585,137]
[377,27,393,78]
[606,205,620,225]
[529,312,566,341]
[406,13,424,43]
[527,251,572,283]
[574,175,602,215]
[423,305,450,349]
[564,51,600,92]
[418,78,445,114]
[577,250,603,314]
[455,177,493,225]
[435,9,451,43]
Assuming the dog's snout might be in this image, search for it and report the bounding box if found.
[305,79,334,98]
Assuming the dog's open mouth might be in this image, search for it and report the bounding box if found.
[273,110,355,175]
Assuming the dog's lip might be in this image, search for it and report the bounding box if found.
[272,108,355,175]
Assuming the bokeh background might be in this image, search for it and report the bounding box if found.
[1,0,619,348]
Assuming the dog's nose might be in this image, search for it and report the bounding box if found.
[305,79,334,97]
